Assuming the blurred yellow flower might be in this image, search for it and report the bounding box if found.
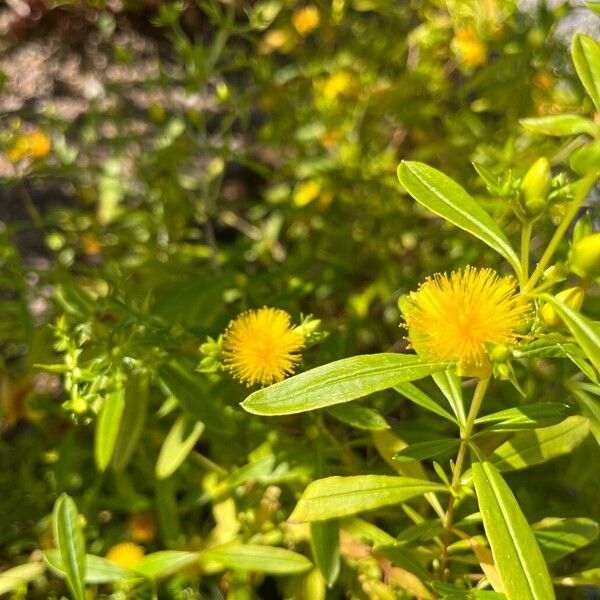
[105,542,144,569]
[403,267,530,377]
[223,307,304,386]
[319,71,356,100]
[294,180,321,207]
[128,512,156,543]
[453,29,488,69]
[260,28,295,54]
[7,130,51,162]
[292,5,320,36]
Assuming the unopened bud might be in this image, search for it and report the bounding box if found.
[216,81,230,103]
[490,344,511,363]
[520,157,552,217]
[540,287,584,328]
[569,233,600,278]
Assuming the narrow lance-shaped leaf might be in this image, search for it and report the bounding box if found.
[543,296,600,374]
[290,475,447,522]
[112,376,148,472]
[533,517,599,564]
[393,438,460,462]
[326,403,389,430]
[474,403,570,432]
[310,520,340,587]
[200,544,312,575]
[155,415,205,480]
[471,458,555,599]
[569,385,600,446]
[241,353,449,416]
[394,381,458,424]
[572,33,600,111]
[397,161,521,275]
[45,550,135,584]
[133,551,200,579]
[95,388,125,471]
[52,494,86,600]
[432,370,466,425]
[0,563,45,596]
[489,416,590,471]
[520,115,598,137]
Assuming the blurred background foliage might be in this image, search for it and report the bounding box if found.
[1,0,599,598]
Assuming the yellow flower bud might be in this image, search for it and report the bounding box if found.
[540,287,584,328]
[569,233,600,278]
[521,157,552,217]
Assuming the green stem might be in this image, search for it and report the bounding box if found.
[520,220,532,288]
[438,377,490,579]
[523,172,598,294]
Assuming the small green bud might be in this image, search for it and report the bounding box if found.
[494,362,512,380]
[569,233,600,278]
[71,397,89,414]
[216,81,230,103]
[520,157,552,217]
[490,344,511,363]
[540,287,584,328]
[572,213,592,244]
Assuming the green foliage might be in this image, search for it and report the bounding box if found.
[1,0,599,598]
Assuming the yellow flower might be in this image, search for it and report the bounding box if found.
[292,5,320,36]
[453,29,488,70]
[223,307,304,387]
[7,130,51,162]
[319,71,356,101]
[402,267,530,377]
[105,542,144,569]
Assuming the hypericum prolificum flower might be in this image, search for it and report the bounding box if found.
[222,307,305,387]
[402,267,531,378]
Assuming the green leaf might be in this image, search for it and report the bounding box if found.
[396,519,444,544]
[52,494,86,600]
[0,562,45,595]
[112,376,148,472]
[133,551,200,579]
[94,388,125,471]
[543,296,600,374]
[585,0,600,16]
[471,459,555,599]
[394,382,458,424]
[570,386,600,445]
[340,517,397,547]
[154,479,181,544]
[474,403,570,432]
[519,115,598,136]
[533,517,599,563]
[159,360,226,429]
[490,416,590,471]
[393,438,459,462]
[155,415,205,480]
[290,475,447,522]
[397,161,521,275]
[241,354,448,416]
[375,545,432,586]
[572,33,600,111]
[310,520,340,586]
[326,403,389,430]
[200,544,312,575]
[44,550,135,583]
[432,370,466,425]
[570,140,600,175]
